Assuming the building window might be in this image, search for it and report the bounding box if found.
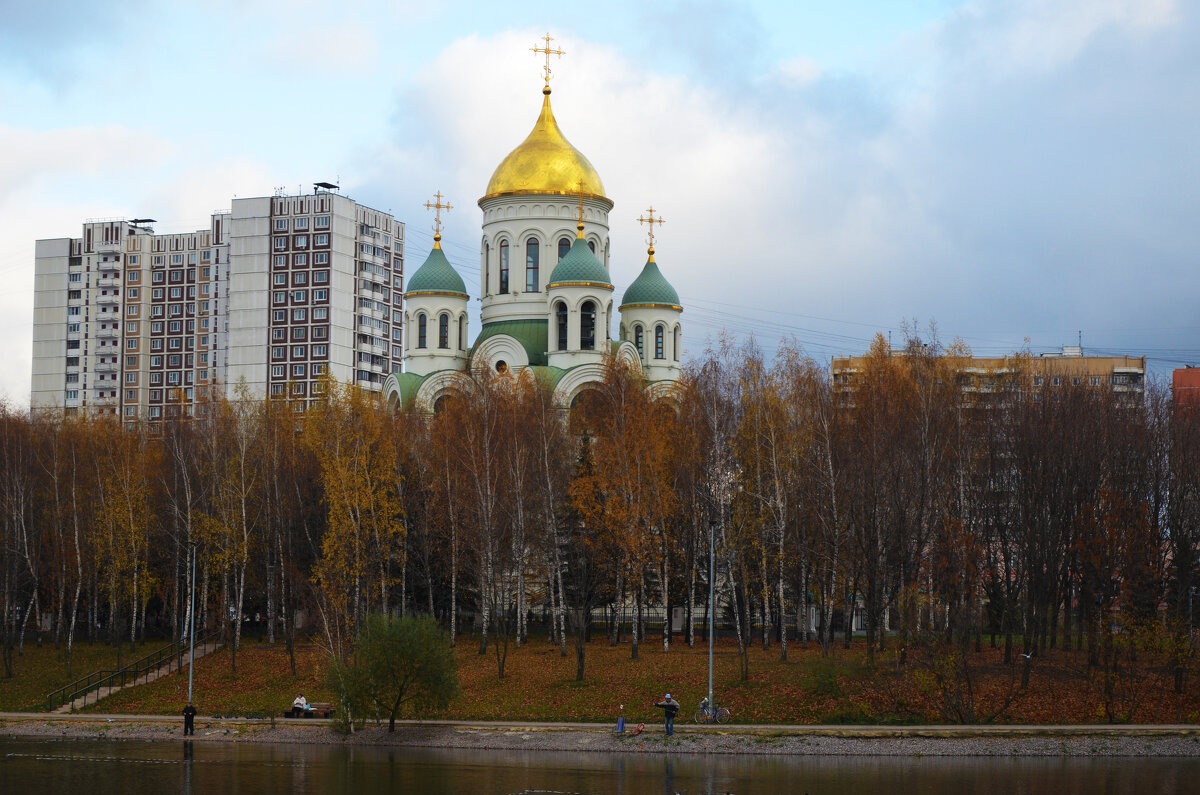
[314,252,329,265]
[673,325,681,361]
[293,308,307,321]
[294,217,309,231]
[273,310,286,323]
[588,240,596,254]
[580,301,596,350]
[293,272,308,286]
[313,289,328,301]
[292,364,306,377]
[273,274,288,286]
[292,346,305,357]
[438,313,449,349]
[292,290,307,302]
[274,255,287,268]
[312,326,328,340]
[526,238,539,292]
[272,347,285,360]
[272,328,286,341]
[294,235,308,247]
[556,301,568,351]
[315,215,329,229]
[313,344,328,357]
[274,237,287,251]
[634,325,644,358]
[417,314,427,348]
[292,327,306,340]
[314,270,329,284]
[313,307,328,320]
[655,325,665,359]
[314,234,329,246]
[459,316,466,350]
[274,291,286,304]
[126,288,138,299]
[558,237,571,261]
[499,241,509,294]
[274,219,288,232]
[294,253,308,266]
[270,384,285,396]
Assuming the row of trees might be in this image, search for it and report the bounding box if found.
[2,334,1198,716]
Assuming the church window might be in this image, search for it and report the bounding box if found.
[526,238,539,291]
[438,313,449,349]
[499,242,509,294]
[673,325,681,361]
[655,325,665,359]
[558,237,571,261]
[417,314,427,348]
[634,325,644,359]
[458,315,466,350]
[588,240,596,254]
[580,301,596,351]
[556,301,568,351]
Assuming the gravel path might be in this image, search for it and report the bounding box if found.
[2,716,1200,757]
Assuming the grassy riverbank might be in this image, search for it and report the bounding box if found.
[23,634,1193,726]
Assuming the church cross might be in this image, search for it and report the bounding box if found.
[531,32,564,85]
[575,181,588,236]
[424,191,452,240]
[637,206,665,249]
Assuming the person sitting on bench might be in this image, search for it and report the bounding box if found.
[292,694,312,717]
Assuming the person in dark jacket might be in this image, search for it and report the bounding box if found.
[654,693,680,736]
[182,701,197,736]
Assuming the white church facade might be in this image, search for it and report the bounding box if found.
[383,51,683,411]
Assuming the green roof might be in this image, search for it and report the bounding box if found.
[391,372,427,408]
[547,237,612,288]
[405,245,467,297]
[620,256,680,309]
[472,319,549,366]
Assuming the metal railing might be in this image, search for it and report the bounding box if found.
[47,628,219,712]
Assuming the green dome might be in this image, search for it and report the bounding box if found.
[405,243,467,297]
[547,237,612,289]
[620,254,680,309]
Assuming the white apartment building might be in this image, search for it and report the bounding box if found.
[31,188,403,420]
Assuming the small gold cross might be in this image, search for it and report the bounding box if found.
[424,191,452,239]
[531,32,564,85]
[637,206,665,249]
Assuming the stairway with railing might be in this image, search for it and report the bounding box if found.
[47,628,221,712]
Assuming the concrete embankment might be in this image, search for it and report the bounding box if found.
[2,713,1199,756]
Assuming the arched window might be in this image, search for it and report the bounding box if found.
[634,325,644,359]
[673,325,681,361]
[580,300,596,350]
[417,314,427,349]
[438,313,449,349]
[587,240,595,254]
[499,241,509,294]
[484,242,490,296]
[558,237,571,260]
[655,325,665,359]
[526,238,539,292]
[459,315,467,350]
[556,301,568,351]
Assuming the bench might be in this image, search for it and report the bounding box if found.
[286,702,334,718]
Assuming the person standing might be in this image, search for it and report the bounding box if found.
[182,701,197,736]
[654,693,680,736]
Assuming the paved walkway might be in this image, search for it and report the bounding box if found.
[4,712,1200,737]
[52,638,223,713]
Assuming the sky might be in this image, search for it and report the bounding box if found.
[1,0,1197,406]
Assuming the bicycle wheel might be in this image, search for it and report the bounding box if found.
[715,707,730,724]
[693,708,707,724]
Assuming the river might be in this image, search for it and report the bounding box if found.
[2,738,1197,793]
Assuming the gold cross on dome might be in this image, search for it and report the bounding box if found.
[637,206,665,249]
[574,181,589,237]
[424,191,452,238]
[531,32,564,85]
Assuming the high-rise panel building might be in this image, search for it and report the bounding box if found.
[30,188,403,420]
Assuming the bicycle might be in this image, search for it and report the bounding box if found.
[693,698,731,724]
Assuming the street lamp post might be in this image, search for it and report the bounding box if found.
[188,541,198,703]
[708,516,716,713]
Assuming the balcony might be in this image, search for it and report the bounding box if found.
[94,361,118,373]
[95,294,120,305]
[96,276,120,288]
[94,327,119,339]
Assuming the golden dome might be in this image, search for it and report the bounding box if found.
[481,87,606,202]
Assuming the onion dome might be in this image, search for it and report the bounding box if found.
[481,86,606,201]
[620,247,681,310]
[404,234,467,297]
[548,227,612,289]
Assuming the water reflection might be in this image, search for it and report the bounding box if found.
[0,737,1197,794]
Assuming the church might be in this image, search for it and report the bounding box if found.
[382,39,684,411]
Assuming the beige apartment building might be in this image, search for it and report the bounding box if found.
[831,345,1146,401]
[31,188,403,421]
